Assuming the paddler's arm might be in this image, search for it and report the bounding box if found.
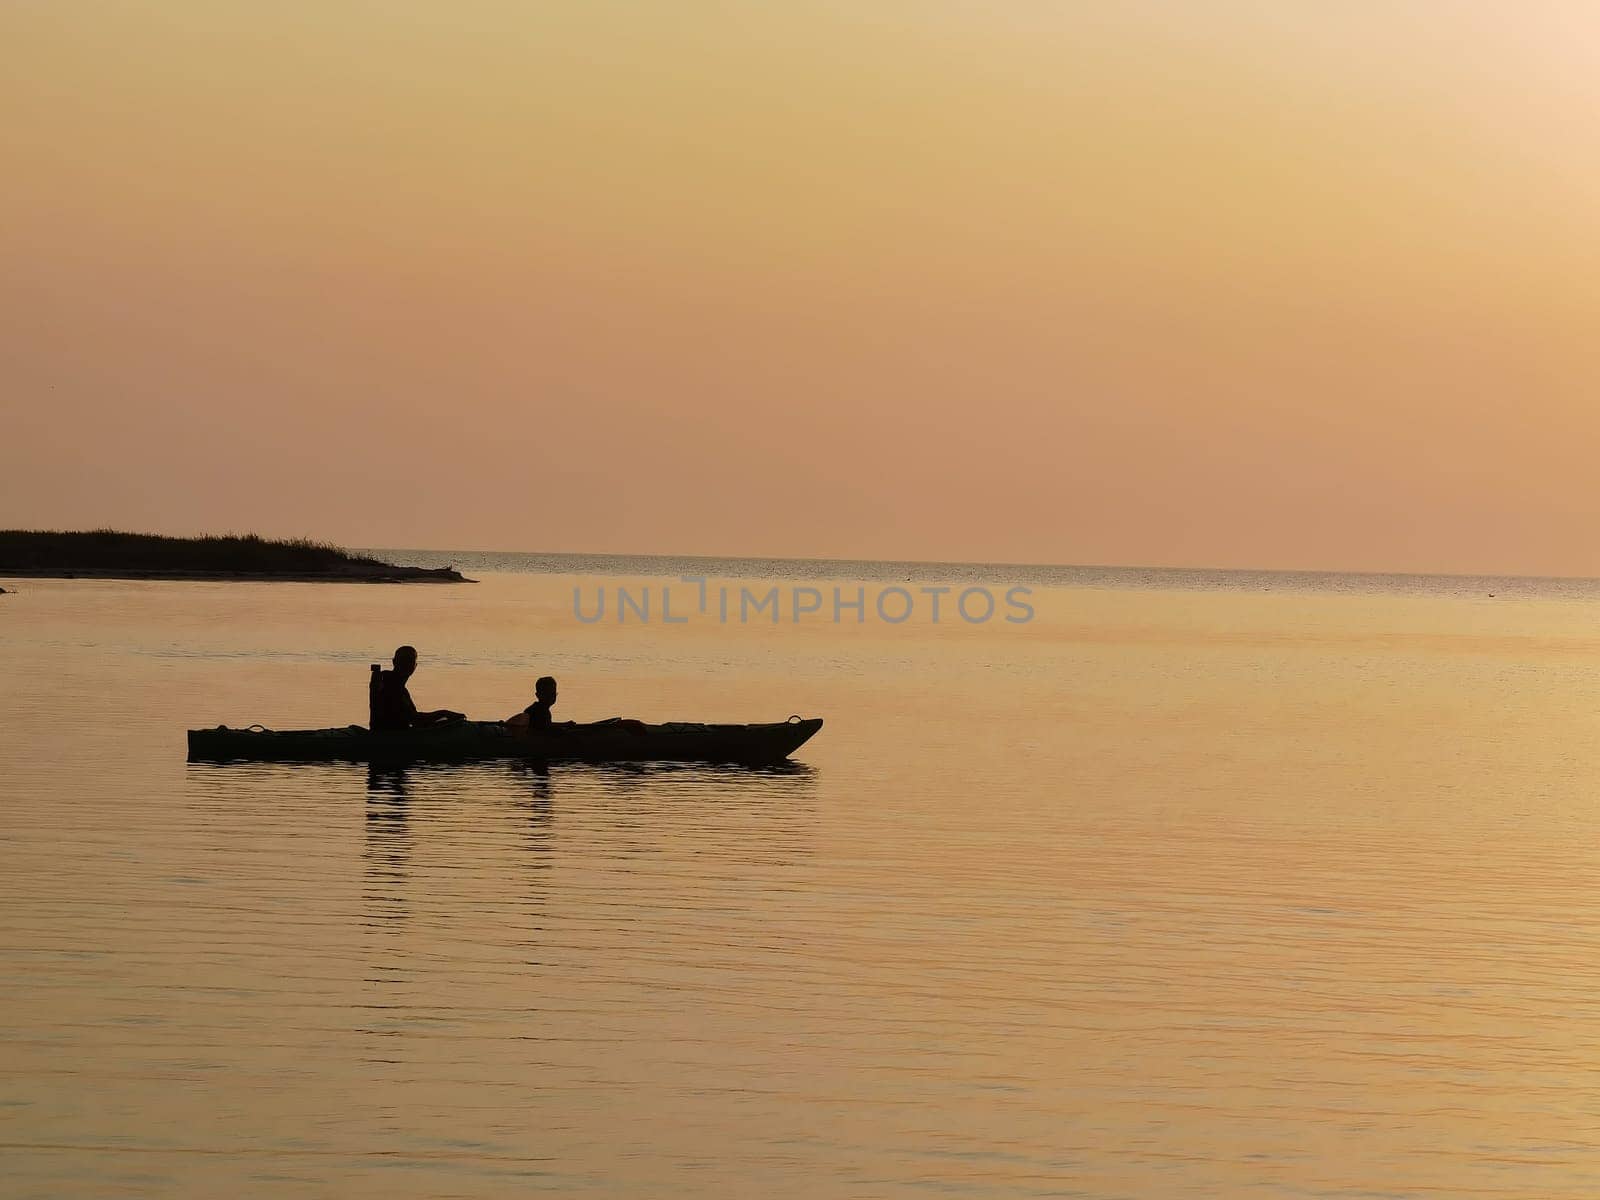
[413,709,464,726]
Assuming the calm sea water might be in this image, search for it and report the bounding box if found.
[6,555,1600,1197]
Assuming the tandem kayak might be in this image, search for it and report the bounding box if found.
[187,716,823,765]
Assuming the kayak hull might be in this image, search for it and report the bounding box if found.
[187,718,823,766]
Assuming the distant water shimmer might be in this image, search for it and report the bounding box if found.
[373,547,1600,601]
[6,555,1600,1197]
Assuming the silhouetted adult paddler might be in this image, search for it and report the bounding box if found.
[369,645,464,731]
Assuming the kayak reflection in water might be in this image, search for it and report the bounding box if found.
[369,645,465,731]
[505,675,645,735]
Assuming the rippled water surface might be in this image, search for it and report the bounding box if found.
[6,562,1600,1197]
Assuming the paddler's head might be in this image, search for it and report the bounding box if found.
[535,675,557,707]
[393,645,418,679]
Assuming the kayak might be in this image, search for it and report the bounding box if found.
[187,716,823,765]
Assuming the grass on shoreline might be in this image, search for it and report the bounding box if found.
[0,529,464,580]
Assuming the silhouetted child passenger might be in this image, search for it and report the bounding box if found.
[507,676,569,733]
[525,676,559,729]
[505,677,645,735]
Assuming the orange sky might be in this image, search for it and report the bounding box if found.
[4,3,1599,573]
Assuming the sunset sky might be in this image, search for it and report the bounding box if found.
[4,3,1599,573]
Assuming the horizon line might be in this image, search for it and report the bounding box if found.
[361,545,1600,587]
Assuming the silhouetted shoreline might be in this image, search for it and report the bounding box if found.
[0,530,473,583]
